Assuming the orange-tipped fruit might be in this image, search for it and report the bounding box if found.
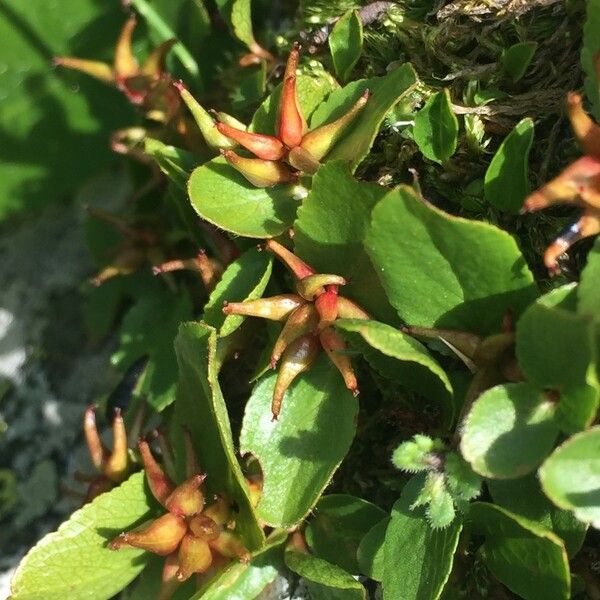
[223,294,305,321]
[296,273,347,301]
[272,334,320,419]
[109,512,187,555]
[221,150,294,187]
[165,473,207,517]
[278,45,307,147]
[177,534,213,580]
[264,239,315,279]
[138,439,176,506]
[319,327,358,396]
[270,304,319,368]
[215,122,285,160]
[104,408,129,482]
[299,89,370,160]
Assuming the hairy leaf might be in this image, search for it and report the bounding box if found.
[203,247,272,337]
[488,475,587,557]
[383,476,461,600]
[357,517,389,581]
[239,354,358,528]
[365,185,537,334]
[467,502,570,600]
[187,156,301,238]
[285,551,366,600]
[516,286,600,432]
[174,322,264,549]
[305,494,386,573]
[10,473,152,600]
[460,382,559,479]
[310,64,418,169]
[539,427,600,530]
[293,161,394,321]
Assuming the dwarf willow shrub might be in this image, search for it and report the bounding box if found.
[8,1,600,599]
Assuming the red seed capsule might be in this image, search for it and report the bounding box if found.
[177,534,213,580]
[215,122,285,160]
[296,273,346,301]
[278,44,307,148]
[264,239,315,279]
[165,474,207,518]
[567,92,600,158]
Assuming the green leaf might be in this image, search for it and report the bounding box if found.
[144,139,199,191]
[174,322,264,549]
[203,248,272,337]
[365,185,537,335]
[516,286,600,432]
[285,551,366,600]
[357,517,389,581]
[460,382,559,479]
[310,64,418,170]
[383,476,462,600]
[539,426,600,530]
[10,473,152,600]
[582,0,600,122]
[187,156,301,238]
[467,502,570,600]
[578,236,600,321]
[488,475,587,557]
[501,42,538,82]
[214,0,257,49]
[113,286,193,411]
[193,531,288,599]
[329,10,363,82]
[239,354,358,528]
[484,118,534,214]
[293,161,394,321]
[251,71,339,136]
[305,494,387,574]
[0,1,134,218]
[335,319,453,421]
[413,90,459,163]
